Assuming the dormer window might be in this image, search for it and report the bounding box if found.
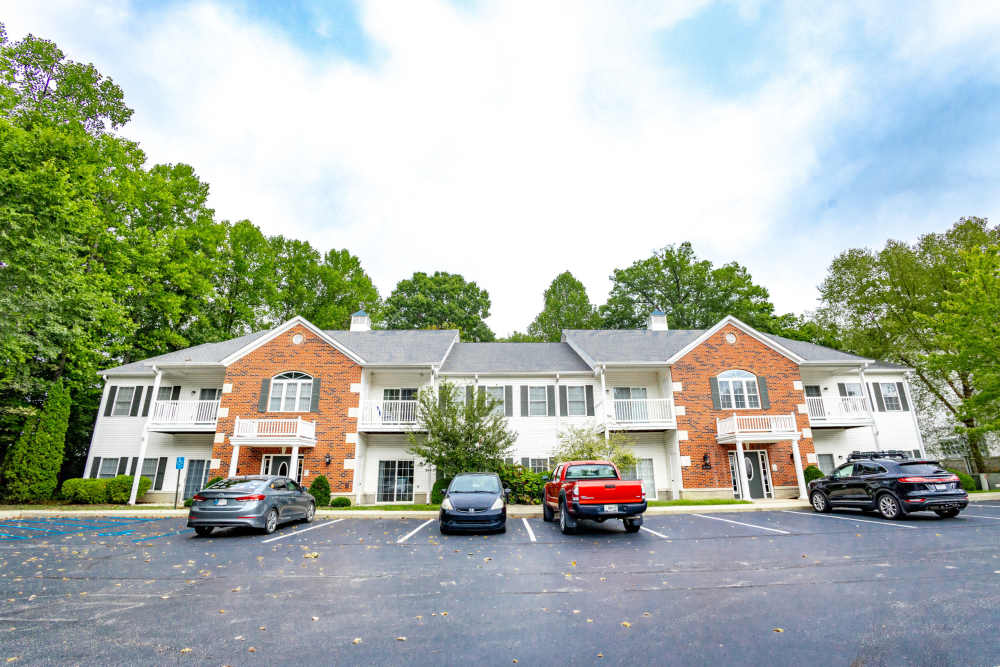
[268,372,313,412]
[717,370,760,409]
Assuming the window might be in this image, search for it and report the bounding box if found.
[383,388,417,423]
[485,386,505,415]
[621,458,655,499]
[614,387,648,421]
[199,388,221,401]
[717,370,760,409]
[157,386,175,401]
[831,464,855,479]
[566,386,587,416]
[384,388,418,402]
[140,458,158,483]
[377,460,414,502]
[817,454,835,475]
[528,458,551,474]
[268,372,313,412]
[879,383,902,411]
[98,458,120,479]
[112,387,135,416]
[182,459,209,499]
[528,386,548,416]
[841,383,864,397]
[260,454,304,483]
[564,464,617,480]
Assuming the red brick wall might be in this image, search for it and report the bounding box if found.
[211,324,361,493]
[672,323,814,492]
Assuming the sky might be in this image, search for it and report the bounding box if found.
[3,0,999,336]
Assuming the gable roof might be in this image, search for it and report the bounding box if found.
[325,329,458,365]
[758,333,869,364]
[102,330,271,376]
[440,342,592,374]
[562,329,705,366]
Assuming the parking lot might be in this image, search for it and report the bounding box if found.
[2,504,999,665]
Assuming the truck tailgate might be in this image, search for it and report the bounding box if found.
[575,480,644,505]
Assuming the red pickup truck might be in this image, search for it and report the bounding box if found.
[543,460,647,534]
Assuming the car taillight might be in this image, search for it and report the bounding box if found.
[899,475,958,483]
[571,487,579,500]
[192,494,206,502]
[235,494,266,502]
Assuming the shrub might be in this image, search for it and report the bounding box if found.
[948,468,977,491]
[803,465,824,484]
[498,463,547,504]
[431,477,452,504]
[205,476,224,488]
[331,496,351,507]
[60,478,109,504]
[1,379,71,502]
[309,475,331,506]
[104,475,152,504]
[60,478,87,502]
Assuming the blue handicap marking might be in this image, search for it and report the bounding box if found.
[0,517,167,541]
[176,457,185,470]
[97,529,136,536]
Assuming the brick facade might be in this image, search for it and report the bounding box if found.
[672,323,814,496]
[211,324,361,492]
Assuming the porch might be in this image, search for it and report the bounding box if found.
[147,399,220,432]
[805,396,874,427]
[227,417,318,479]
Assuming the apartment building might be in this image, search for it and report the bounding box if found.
[84,310,924,504]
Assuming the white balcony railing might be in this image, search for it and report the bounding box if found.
[232,416,316,442]
[717,413,798,437]
[359,400,420,428]
[150,399,219,426]
[612,398,674,424]
[806,396,872,422]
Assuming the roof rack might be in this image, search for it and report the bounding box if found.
[847,450,910,461]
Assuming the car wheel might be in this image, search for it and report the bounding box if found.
[497,524,506,534]
[934,509,960,518]
[263,508,279,534]
[439,524,450,535]
[876,493,903,520]
[194,526,213,537]
[304,502,316,523]
[559,500,576,535]
[810,491,832,513]
[623,518,641,533]
[542,501,554,522]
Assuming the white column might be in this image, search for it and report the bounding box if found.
[600,366,609,441]
[353,433,366,505]
[128,368,162,505]
[859,367,881,450]
[289,444,300,483]
[791,439,808,499]
[671,432,684,499]
[734,440,751,501]
[228,444,240,477]
[902,377,926,457]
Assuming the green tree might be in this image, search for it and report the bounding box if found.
[527,271,599,342]
[407,382,517,478]
[817,217,1000,470]
[600,242,776,330]
[383,271,494,341]
[1,378,70,501]
[498,331,544,342]
[552,425,636,469]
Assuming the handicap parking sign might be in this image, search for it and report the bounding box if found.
[176,457,185,470]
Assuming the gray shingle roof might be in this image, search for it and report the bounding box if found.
[325,330,458,365]
[102,330,271,375]
[562,329,705,365]
[866,360,910,371]
[758,333,869,363]
[440,343,592,373]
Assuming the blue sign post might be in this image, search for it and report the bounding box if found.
[176,457,185,470]
[174,457,185,508]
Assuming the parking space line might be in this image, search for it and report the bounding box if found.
[639,526,669,539]
[781,510,917,529]
[522,518,536,543]
[396,519,434,544]
[261,519,344,544]
[692,514,791,534]
[962,514,1000,520]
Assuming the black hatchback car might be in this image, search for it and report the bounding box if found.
[808,453,968,519]
[439,472,510,534]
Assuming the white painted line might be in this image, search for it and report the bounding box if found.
[396,519,434,544]
[261,519,343,543]
[781,510,916,529]
[692,513,790,535]
[522,518,536,543]
[640,526,669,539]
[963,514,1000,520]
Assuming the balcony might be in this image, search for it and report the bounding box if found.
[230,416,317,446]
[610,398,676,429]
[716,413,801,443]
[805,396,874,427]
[358,400,422,431]
[147,400,219,432]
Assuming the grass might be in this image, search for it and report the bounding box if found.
[647,498,752,506]
[0,503,176,511]
[334,503,441,511]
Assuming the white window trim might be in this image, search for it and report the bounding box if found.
[717,370,761,410]
[376,459,415,503]
[260,454,304,483]
[383,387,418,401]
[527,386,548,417]
[878,382,903,411]
[98,457,120,479]
[111,387,135,416]
[484,386,505,415]
[565,385,587,417]
[268,372,313,412]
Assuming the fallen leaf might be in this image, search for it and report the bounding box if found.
[597,653,604,658]
[234,636,244,641]
[572,610,580,614]
[587,619,593,623]
[396,636,407,641]
[352,638,362,645]
[441,611,448,616]
[304,552,319,559]
[248,647,256,653]
[773,628,784,633]
[259,626,266,631]
[570,561,576,567]
[180,648,192,653]
[311,616,319,622]
[218,609,225,614]
[232,587,241,592]
[621,621,631,628]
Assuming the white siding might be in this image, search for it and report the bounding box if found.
[361,433,433,502]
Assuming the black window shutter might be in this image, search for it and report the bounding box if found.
[129,457,138,475]
[520,457,530,467]
[837,383,847,397]
[520,386,529,416]
[310,378,321,413]
[758,377,770,410]
[90,457,101,478]
[258,378,271,412]
[546,386,556,416]
[170,386,181,401]
[872,383,886,412]
[559,386,568,416]
[865,383,875,410]
[141,385,154,416]
[104,387,117,416]
[116,457,128,476]
[585,385,595,416]
[896,382,909,411]
[129,387,143,416]
[709,377,721,410]
[465,386,474,404]
[504,386,513,417]
[154,457,168,490]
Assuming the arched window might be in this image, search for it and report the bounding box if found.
[268,372,313,412]
[717,370,760,409]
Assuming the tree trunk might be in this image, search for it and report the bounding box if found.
[964,420,986,472]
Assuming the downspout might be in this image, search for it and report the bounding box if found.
[903,374,926,457]
[859,365,881,450]
[600,364,609,441]
[129,366,162,505]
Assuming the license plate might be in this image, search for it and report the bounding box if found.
[934,484,947,491]
[603,504,618,513]
[214,499,227,506]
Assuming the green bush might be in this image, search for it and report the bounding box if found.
[331,496,351,507]
[803,465,825,484]
[183,497,194,507]
[948,468,977,491]
[60,478,88,502]
[1,379,71,502]
[205,476,224,488]
[309,475,331,506]
[104,475,152,504]
[497,463,547,504]
[430,477,452,504]
[60,478,109,504]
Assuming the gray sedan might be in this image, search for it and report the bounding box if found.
[187,475,316,536]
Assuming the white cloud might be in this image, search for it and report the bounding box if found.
[2,0,998,333]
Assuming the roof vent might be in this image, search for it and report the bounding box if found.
[647,309,668,331]
[350,309,371,332]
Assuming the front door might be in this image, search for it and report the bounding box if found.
[621,458,656,499]
[728,451,768,499]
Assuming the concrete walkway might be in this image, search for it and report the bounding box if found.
[3,491,997,520]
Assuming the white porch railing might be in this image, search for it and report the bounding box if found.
[612,398,674,424]
[150,399,219,425]
[360,400,419,427]
[233,416,316,441]
[806,396,872,421]
[717,413,798,437]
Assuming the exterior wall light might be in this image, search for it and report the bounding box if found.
[702,453,712,469]
[324,454,331,465]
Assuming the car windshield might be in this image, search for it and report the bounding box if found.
[564,464,617,480]
[208,479,266,492]
[897,463,947,475]
[450,475,501,494]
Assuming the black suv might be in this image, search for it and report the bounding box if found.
[808,451,968,519]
